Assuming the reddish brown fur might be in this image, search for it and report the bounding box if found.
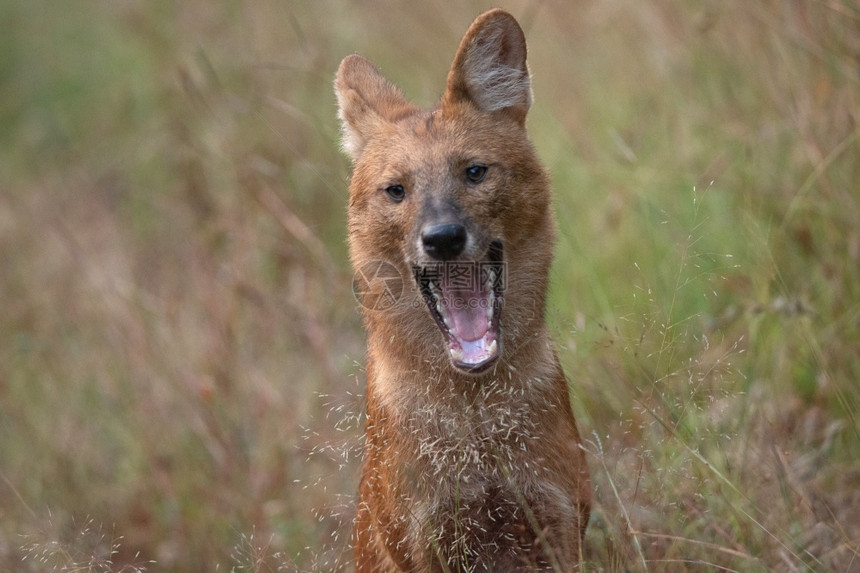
[336,10,590,572]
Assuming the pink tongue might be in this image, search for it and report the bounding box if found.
[446,287,489,342]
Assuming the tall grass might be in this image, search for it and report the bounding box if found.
[0,1,857,571]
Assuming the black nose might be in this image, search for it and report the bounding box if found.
[421,223,467,260]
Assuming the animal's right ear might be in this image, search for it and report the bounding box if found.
[335,55,415,162]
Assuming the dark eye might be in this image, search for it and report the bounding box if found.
[465,164,488,184]
[385,184,406,202]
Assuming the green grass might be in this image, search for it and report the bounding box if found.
[1,1,858,571]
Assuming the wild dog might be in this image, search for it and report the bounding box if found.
[336,9,591,572]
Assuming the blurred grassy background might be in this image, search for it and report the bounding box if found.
[0,0,858,571]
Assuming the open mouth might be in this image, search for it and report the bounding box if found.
[414,240,504,373]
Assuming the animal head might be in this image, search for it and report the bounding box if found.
[337,10,555,375]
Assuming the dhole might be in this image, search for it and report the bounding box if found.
[336,9,590,571]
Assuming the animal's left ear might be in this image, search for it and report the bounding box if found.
[443,9,532,124]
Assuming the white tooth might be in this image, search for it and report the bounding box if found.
[436,295,450,323]
[449,347,464,362]
[487,339,498,356]
[430,284,442,305]
[485,269,496,291]
[430,286,442,307]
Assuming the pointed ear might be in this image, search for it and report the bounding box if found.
[443,9,532,123]
[334,54,416,162]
